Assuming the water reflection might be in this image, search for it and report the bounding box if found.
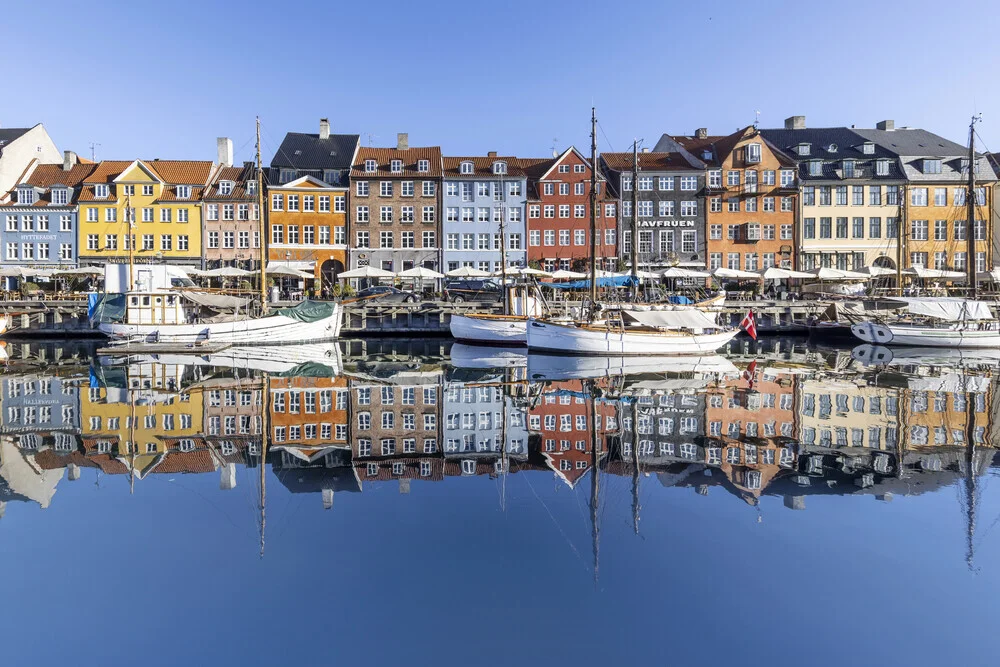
[1,337,998,568]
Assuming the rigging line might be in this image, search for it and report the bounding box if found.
[596,119,618,155]
[522,470,588,570]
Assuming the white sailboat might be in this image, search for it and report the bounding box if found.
[93,118,343,346]
[526,109,738,356]
[851,114,996,349]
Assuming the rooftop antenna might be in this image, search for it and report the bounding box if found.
[550,138,559,158]
[89,142,101,162]
[365,133,378,147]
[753,110,761,130]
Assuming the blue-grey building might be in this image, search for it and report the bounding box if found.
[1,372,81,451]
[441,155,527,272]
[0,152,94,286]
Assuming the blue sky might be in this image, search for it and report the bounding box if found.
[3,0,999,164]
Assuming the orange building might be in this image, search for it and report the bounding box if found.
[268,376,349,467]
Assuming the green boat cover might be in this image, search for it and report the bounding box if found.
[272,361,339,378]
[270,299,336,323]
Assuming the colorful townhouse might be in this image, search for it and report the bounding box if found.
[443,379,528,461]
[599,149,707,270]
[202,138,263,271]
[78,159,212,267]
[440,154,527,272]
[666,126,798,273]
[524,147,617,272]
[268,120,357,287]
[0,151,94,271]
[0,373,80,452]
[268,375,349,468]
[852,121,997,273]
[349,135,442,273]
[760,118,904,272]
[0,124,61,201]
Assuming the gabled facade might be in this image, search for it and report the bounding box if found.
[202,142,263,270]
[79,159,212,266]
[440,154,527,272]
[524,147,617,272]
[0,151,95,270]
[268,376,349,468]
[670,127,798,273]
[0,124,61,202]
[600,149,707,270]
[852,121,997,273]
[349,135,442,272]
[761,118,905,271]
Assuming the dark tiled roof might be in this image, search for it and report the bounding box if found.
[760,127,896,161]
[441,156,526,179]
[850,127,969,156]
[271,132,360,170]
[351,146,443,178]
[0,128,31,148]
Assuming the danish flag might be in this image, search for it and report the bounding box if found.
[740,309,757,340]
[743,359,758,390]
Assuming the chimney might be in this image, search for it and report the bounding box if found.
[695,128,708,139]
[487,151,497,157]
[62,150,77,171]
[319,118,331,140]
[876,119,895,131]
[219,463,237,490]
[784,116,806,130]
[783,495,805,510]
[67,463,81,481]
[641,147,649,153]
[216,137,233,167]
[397,133,409,151]
[322,488,334,510]
[399,479,411,494]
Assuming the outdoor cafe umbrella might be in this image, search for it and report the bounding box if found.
[857,265,898,277]
[445,266,490,278]
[810,267,870,280]
[550,269,588,280]
[204,266,254,278]
[903,266,967,280]
[397,266,444,279]
[661,267,710,278]
[268,265,313,279]
[977,267,1000,282]
[501,267,553,278]
[52,266,103,277]
[712,267,762,280]
[760,267,813,280]
[337,266,395,280]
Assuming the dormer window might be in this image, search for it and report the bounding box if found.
[558,165,570,173]
[796,143,811,156]
[176,185,191,199]
[279,169,295,184]
[323,170,337,184]
[247,180,257,195]
[922,158,942,174]
[17,187,34,205]
[218,181,233,196]
[808,160,822,176]
[875,158,890,176]
[827,144,838,153]
[417,159,429,173]
[702,149,712,160]
[460,161,474,175]
[390,159,402,173]
[364,159,377,173]
[51,188,68,205]
[842,160,856,178]
[94,184,109,199]
[492,161,507,175]
[745,143,762,164]
[862,142,875,155]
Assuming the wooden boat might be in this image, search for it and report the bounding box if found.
[851,298,1000,348]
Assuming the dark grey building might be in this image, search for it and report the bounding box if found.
[268,118,360,187]
[600,149,708,270]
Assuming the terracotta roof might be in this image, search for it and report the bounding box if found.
[441,156,526,179]
[154,185,205,202]
[352,456,445,481]
[518,157,556,179]
[600,152,701,172]
[351,146,443,178]
[204,164,258,201]
[83,160,132,184]
[153,449,217,474]
[147,160,213,185]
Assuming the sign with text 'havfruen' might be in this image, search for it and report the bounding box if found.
[636,220,696,228]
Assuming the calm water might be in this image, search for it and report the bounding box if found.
[2,336,1000,667]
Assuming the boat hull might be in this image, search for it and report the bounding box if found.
[526,318,738,355]
[99,306,343,345]
[851,320,1000,348]
[449,314,527,346]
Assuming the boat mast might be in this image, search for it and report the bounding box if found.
[259,371,270,558]
[588,379,601,585]
[630,140,640,301]
[589,108,599,321]
[256,117,269,315]
[966,115,980,298]
[963,368,978,571]
[630,398,641,535]
[498,162,508,316]
[126,192,135,292]
[896,182,905,297]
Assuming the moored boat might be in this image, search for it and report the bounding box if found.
[850,298,1000,348]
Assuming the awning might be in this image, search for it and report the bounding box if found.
[898,297,993,321]
[620,307,720,330]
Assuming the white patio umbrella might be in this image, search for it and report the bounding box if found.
[550,269,588,280]
[445,266,490,278]
[810,267,870,281]
[976,267,1000,282]
[52,266,103,276]
[903,266,966,280]
[204,266,254,278]
[338,266,395,280]
[858,265,898,277]
[634,270,662,280]
[501,267,552,277]
[760,267,813,280]
[268,265,313,279]
[662,267,710,278]
[397,266,444,279]
[713,267,763,280]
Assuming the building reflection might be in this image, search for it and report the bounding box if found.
[1,343,997,540]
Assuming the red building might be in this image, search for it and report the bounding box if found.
[524,148,618,271]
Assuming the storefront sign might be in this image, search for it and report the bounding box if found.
[636,220,696,228]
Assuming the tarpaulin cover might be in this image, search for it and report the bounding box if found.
[270,299,337,323]
[546,276,637,289]
[271,361,340,378]
[620,308,720,330]
[899,298,993,321]
[88,293,126,326]
[181,291,250,310]
[667,295,693,304]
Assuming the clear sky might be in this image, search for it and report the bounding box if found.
[3,0,999,164]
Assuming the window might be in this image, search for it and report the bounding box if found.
[836,217,847,238]
[390,159,402,173]
[804,218,815,239]
[852,185,864,206]
[869,217,882,238]
[851,217,864,238]
[401,181,414,197]
[710,224,722,240]
[746,142,762,163]
[780,169,795,187]
[680,201,697,217]
[574,204,585,218]
[923,159,942,174]
[910,187,928,206]
[160,234,172,251]
[819,186,832,206]
[762,197,774,212]
[869,186,882,206]
[727,198,740,212]
[911,219,928,241]
[380,230,393,247]
[781,197,793,211]
[934,187,947,206]
[934,219,948,241]
[710,197,722,212]
[802,186,815,206]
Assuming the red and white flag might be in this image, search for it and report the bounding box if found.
[743,359,758,390]
[740,309,757,340]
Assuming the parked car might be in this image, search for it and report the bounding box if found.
[354,286,419,304]
[444,279,502,303]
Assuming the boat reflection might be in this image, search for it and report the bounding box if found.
[1,339,997,568]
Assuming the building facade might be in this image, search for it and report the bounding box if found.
[0,152,94,272]
[268,120,357,286]
[349,135,442,273]
[761,118,904,271]
[0,124,61,202]
[524,148,617,272]
[600,150,707,270]
[440,155,527,272]
[667,127,798,273]
[268,376,349,468]
[79,159,212,267]
[202,140,262,270]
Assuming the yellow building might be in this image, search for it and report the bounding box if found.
[79,159,213,267]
